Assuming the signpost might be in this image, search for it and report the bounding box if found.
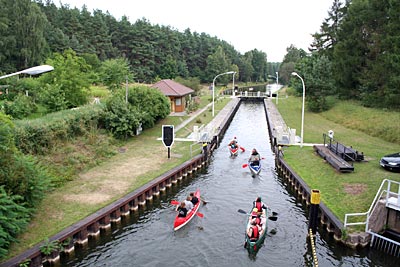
[162,125,174,158]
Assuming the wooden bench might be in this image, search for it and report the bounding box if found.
[314,145,354,172]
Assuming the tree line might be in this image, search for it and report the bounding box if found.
[279,0,400,111]
[0,0,273,84]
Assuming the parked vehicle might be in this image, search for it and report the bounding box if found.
[380,152,400,172]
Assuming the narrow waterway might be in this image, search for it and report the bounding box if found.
[61,102,397,267]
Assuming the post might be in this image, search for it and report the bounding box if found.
[212,71,235,117]
[232,73,234,97]
[212,81,215,117]
[291,72,306,148]
[309,189,320,235]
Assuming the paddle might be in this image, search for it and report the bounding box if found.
[240,146,246,152]
[238,209,248,214]
[200,197,208,205]
[196,211,204,218]
[171,200,180,205]
[237,209,278,221]
[242,157,266,168]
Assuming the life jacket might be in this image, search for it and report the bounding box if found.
[251,225,259,239]
[255,217,262,225]
[255,201,262,212]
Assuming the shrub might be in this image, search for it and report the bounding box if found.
[14,105,105,154]
[103,94,142,139]
[0,186,30,259]
[3,95,37,119]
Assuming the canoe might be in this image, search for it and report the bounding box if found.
[244,207,268,253]
[173,189,201,231]
[248,161,261,177]
[229,146,239,157]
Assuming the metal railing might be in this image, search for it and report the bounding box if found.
[368,231,400,257]
[344,179,400,231]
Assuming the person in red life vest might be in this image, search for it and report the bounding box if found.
[250,207,262,226]
[176,202,188,217]
[250,208,258,219]
[228,136,238,149]
[253,196,268,213]
[247,221,261,241]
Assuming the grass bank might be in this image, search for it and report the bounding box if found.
[275,93,400,226]
[6,92,231,259]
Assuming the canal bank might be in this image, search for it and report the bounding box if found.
[3,96,387,267]
[264,98,372,249]
[0,98,242,267]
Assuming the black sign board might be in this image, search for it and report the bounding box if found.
[162,125,174,147]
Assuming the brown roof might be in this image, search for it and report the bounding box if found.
[152,79,194,97]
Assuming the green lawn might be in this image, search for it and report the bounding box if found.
[275,94,400,226]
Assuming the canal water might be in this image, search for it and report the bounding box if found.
[61,102,397,267]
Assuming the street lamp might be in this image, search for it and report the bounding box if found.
[232,71,237,97]
[0,65,54,80]
[212,71,235,117]
[291,72,305,148]
[0,65,54,96]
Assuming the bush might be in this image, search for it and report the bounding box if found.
[14,105,105,154]
[37,84,68,112]
[3,95,37,119]
[103,95,142,139]
[0,186,30,259]
[0,154,51,208]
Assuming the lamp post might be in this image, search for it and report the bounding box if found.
[0,65,54,96]
[232,71,236,97]
[212,71,235,117]
[291,72,305,148]
[275,72,279,104]
[0,65,54,80]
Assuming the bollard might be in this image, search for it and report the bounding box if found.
[309,189,320,235]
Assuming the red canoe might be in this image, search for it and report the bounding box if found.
[229,146,239,156]
[173,189,201,231]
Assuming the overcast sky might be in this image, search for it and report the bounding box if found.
[57,0,334,62]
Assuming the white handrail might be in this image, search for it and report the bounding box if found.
[344,179,400,231]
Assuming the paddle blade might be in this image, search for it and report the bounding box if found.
[196,212,204,218]
[272,211,278,216]
[237,209,247,214]
[240,147,245,152]
[171,200,180,205]
[242,163,248,168]
[268,216,278,221]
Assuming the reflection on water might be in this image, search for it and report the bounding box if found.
[60,102,397,267]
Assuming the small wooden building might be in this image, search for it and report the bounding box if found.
[152,79,194,113]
